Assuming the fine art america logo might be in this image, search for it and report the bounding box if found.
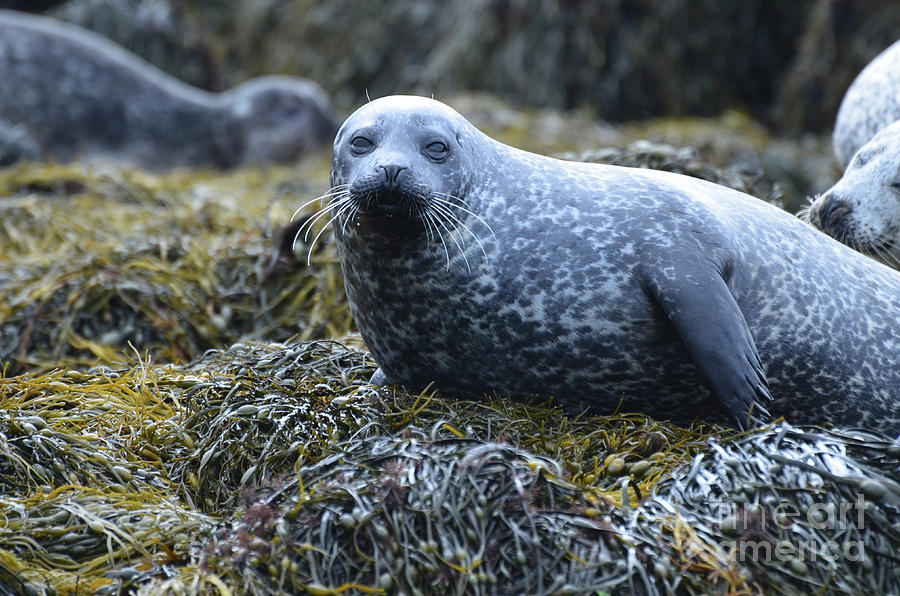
[713,495,867,564]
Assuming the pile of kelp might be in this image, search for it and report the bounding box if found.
[1,339,898,595]
[0,160,353,374]
[0,116,895,594]
[565,139,783,206]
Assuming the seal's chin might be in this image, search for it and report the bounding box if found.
[354,206,420,238]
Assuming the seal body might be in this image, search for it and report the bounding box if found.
[806,120,900,268]
[0,10,338,170]
[328,96,900,435]
[833,39,900,168]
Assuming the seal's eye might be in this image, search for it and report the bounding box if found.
[425,141,449,161]
[350,136,374,155]
[852,145,883,169]
[278,104,301,117]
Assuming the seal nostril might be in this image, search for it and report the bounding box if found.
[380,165,406,186]
[816,199,851,233]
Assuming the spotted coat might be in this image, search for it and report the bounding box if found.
[331,97,900,435]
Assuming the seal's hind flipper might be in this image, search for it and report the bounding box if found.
[645,268,772,429]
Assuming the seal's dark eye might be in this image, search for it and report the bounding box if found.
[852,145,884,169]
[425,141,449,161]
[350,136,373,154]
[278,104,301,117]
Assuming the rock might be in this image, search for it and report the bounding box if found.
[773,0,900,136]
[48,0,223,90]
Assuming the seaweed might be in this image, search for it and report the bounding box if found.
[0,160,352,374]
[1,340,896,595]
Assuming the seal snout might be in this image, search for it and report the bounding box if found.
[381,165,407,185]
[346,164,428,238]
[378,165,408,206]
[809,195,853,237]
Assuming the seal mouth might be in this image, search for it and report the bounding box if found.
[353,203,420,237]
[357,204,406,219]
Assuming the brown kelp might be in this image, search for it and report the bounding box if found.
[1,340,896,595]
[0,161,352,374]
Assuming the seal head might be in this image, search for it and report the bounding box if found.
[330,96,480,240]
[225,76,338,167]
[807,120,900,268]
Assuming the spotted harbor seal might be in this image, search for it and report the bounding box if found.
[806,120,900,269]
[833,39,900,169]
[0,10,338,170]
[312,96,900,435]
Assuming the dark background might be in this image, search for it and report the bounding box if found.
[4,0,900,134]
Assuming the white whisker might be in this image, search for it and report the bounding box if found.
[301,196,357,262]
[307,200,357,266]
[421,208,451,270]
[299,193,353,243]
[306,213,341,267]
[293,196,346,253]
[342,202,361,235]
[428,200,467,249]
[297,192,351,235]
[412,200,435,246]
[291,184,350,222]
[429,206,471,274]
[873,243,900,267]
[429,199,489,260]
[430,193,496,238]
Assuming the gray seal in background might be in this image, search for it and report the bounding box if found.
[0,10,338,170]
[806,120,900,269]
[324,95,900,435]
[833,39,900,169]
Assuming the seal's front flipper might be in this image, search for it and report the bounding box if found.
[369,367,389,386]
[645,269,772,429]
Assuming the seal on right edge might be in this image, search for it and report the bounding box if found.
[321,95,900,436]
[833,38,900,168]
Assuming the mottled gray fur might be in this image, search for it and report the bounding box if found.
[0,10,338,170]
[330,96,900,435]
[834,39,900,168]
